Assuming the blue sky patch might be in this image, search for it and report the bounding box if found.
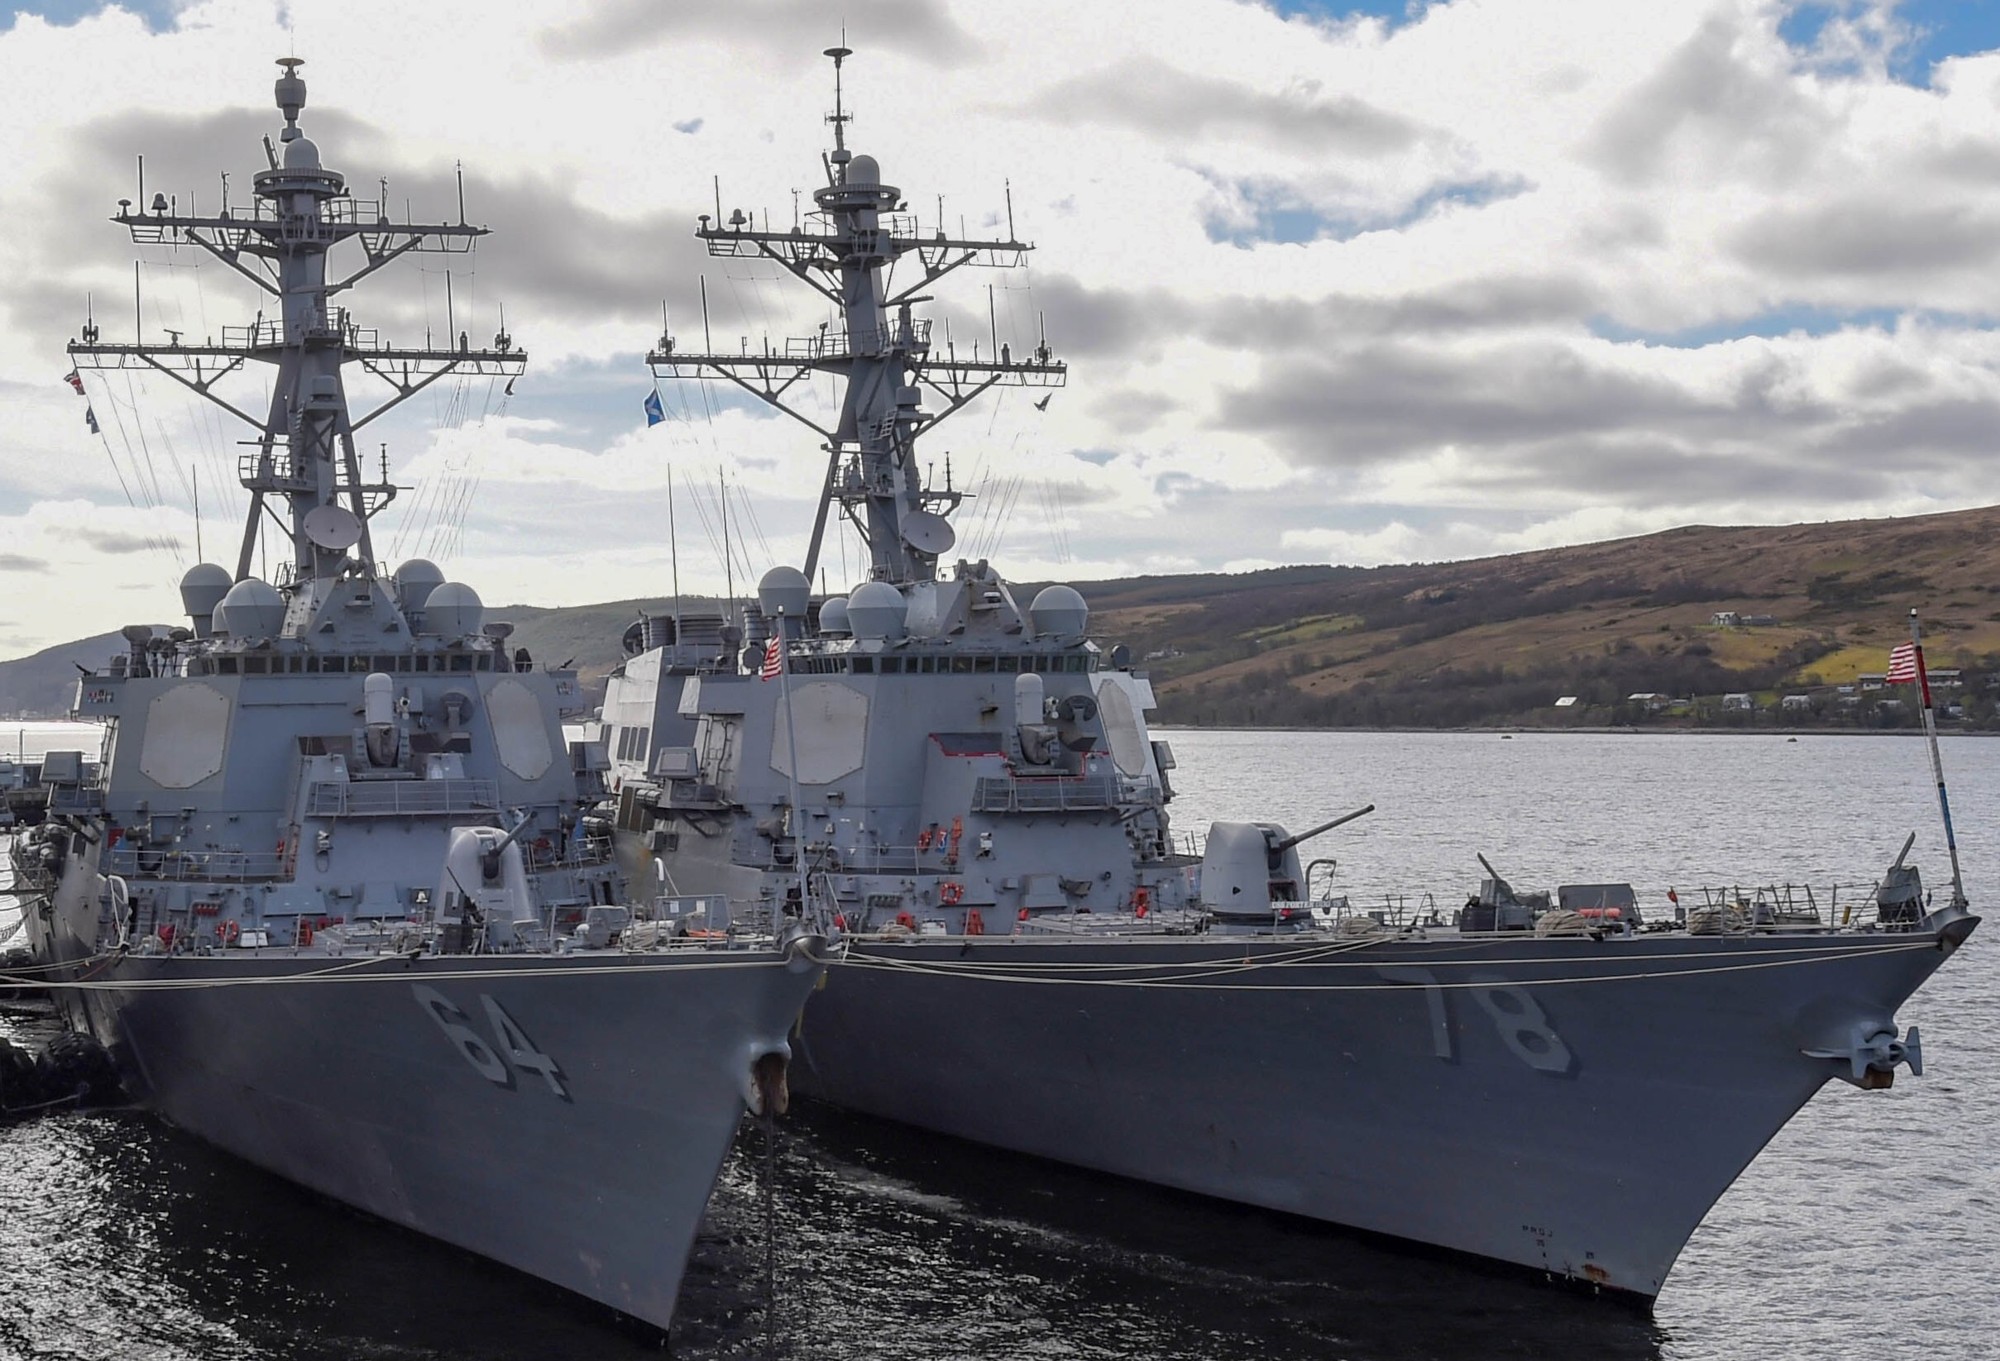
[1588,304,1950,348]
[1774,1,2000,85]
[4,0,182,33]
[1203,173,1526,246]
[1261,1,1430,33]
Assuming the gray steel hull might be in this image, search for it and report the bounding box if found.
[793,925,1968,1298]
[47,904,821,1330]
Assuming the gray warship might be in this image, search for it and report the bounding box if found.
[6,61,825,1332]
[600,49,1978,1301]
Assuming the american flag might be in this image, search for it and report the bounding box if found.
[759,634,783,681]
[1886,642,1919,685]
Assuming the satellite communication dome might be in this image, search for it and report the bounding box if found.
[817,596,851,637]
[283,136,321,170]
[848,154,880,185]
[218,578,286,639]
[423,582,485,638]
[757,565,811,621]
[394,558,446,614]
[178,563,232,622]
[846,581,908,642]
[1029,584,1089,641]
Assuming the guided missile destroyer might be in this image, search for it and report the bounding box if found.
[601,50,1977,1301]
[7,62,825,1333]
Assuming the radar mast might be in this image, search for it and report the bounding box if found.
[67,58,525,599]
[648,46,1065,587]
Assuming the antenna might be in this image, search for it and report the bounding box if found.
[193,461,202,562]
[719,466,734,616]
[455,160,466,225]
[667,463,682,637]
[1005,178,1015,242]
[825,41,853,157]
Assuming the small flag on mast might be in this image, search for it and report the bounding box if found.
[84,405,99,434]
[643,390,665,426]
[759,633,783,681]
[1886,642,1919,685]
[64,370,84,394]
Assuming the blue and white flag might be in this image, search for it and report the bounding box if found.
[643,391,665,427]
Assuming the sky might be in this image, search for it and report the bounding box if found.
[4,0,2000,656]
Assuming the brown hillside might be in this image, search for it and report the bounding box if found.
[1067,505,2000,727]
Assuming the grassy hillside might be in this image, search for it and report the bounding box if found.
[5,506,1997,727]
[1073,505,2000,728]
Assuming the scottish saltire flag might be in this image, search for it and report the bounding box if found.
[1886,642,1919,685]
[84,405,99,434]
[644,390,665,426]
[760,634,783,681]
[64,369,84,394]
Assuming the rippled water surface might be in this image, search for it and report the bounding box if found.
[4,728,1995,1359]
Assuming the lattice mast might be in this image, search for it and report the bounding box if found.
[67,58,524,587]
[648,46,1065,587]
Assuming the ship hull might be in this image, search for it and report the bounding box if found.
[792,924,1970,1298]
[30,852,822,1333]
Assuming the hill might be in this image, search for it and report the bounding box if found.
[0,630,124,719]
[4,506,1997,727]
[1075,504,2000,728]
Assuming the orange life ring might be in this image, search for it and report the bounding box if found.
[218,920,240,944]
[964,909,984,936]
[938,881,964,906]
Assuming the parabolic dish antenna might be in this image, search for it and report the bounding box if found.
[901,509,957,556]
[303,505,364,551]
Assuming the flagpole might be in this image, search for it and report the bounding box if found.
[1907,608,1967,909]
[775,605,810,923]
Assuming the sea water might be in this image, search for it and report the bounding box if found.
[2,728,1993,1360]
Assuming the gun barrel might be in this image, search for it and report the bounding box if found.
[1272,804,1375,855]
[1890,830,1917,873]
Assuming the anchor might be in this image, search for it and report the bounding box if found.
[1803,1019,1923,1089]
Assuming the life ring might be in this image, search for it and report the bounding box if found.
[964,909,984,936]
[938,881,964,906]
[217,920,240,945]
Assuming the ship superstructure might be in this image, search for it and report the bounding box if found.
[8,61,825,1333]
[601,50,1978,1303]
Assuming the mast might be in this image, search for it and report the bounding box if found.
[1905,610,1968,909]
[648,46,1064,587]
[66,59,525,598]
